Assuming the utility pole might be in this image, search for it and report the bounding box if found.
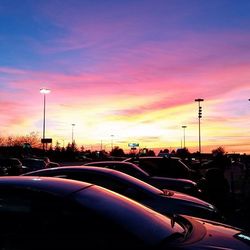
[182,125,187,148]
[195,98,204,153]
[40,88,50,150]
[72,124,76,144]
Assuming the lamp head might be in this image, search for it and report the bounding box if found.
[40,88,51,94]
[195,98,204,102]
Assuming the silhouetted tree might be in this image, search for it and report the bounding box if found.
[6,136,14,146]
[110,146,125,157]
[22,132,41,148]
[163,149,170,153]
[0,132,41,148]
[171,149,176,155]
[139,148,155,156]
[148,149,155,156]
[212,146,225,156]
[210,147,230,171]
[55,141,61,152]
[176,147,191,159]
[139,148,148,156]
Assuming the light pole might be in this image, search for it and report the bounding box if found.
[195,98,204,153]
[110,134,114,151]
[100,140,103,151]
[182,125,187,148]
[72,123,75,144]
[40,88,50,150]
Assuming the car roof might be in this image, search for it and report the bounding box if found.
[85,160,142,165]
[22,158,45,162]
[0,176,92,196]
[126,156,181,160]
[84,161,195,184]
[23,166,164,195]
[0,157,22,163]
[26,165,121,175]
[84,161,150,175]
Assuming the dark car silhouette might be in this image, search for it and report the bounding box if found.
[21,158,47,172]
[84,160,203,197]
[1,176,250,249]
[124,156,202,181]
[0,157,25,175]
[23,166,222,221]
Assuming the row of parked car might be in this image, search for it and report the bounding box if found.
[0,156,60,175]
[0,155,249,249]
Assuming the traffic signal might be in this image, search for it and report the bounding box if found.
[198,106,202,118]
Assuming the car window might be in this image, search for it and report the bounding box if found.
[139,158,167,176]
[139,158,189,178]
[87,162,149,178]
[65,171,150,201]
[112,163,146,178]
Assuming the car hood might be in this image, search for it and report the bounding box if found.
[150,175,196,184]
[148,176,202,198]
[179,216,250,249]
[162,189,213,209]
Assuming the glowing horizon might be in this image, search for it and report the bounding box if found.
[0,0,250,154]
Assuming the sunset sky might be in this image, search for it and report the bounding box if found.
[0,0,250,153]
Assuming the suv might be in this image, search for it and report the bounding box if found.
[0,157,24,175]
[21,158,48,172]
[124,156,202,181]
[84,161,203,198]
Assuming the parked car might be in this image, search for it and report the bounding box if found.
[40,156,60,167]
[84,161,203,197]
[124,156,203,181]
[21,158,48,172]
[1,176,249,249]
[23,166,222,221]
[0,157,26,175]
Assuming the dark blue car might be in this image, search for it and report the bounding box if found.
[0,176,249,249]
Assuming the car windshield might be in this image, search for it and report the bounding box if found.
[22,160,45,168]
[74,185,185,246]
[86,161,150,177]
[109,169,165,195]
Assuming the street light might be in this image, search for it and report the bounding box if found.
[194,98,204,153]
[110,134,114,151]
[181,125,187,148]
[72,123,75,144]
[40,88,50,150]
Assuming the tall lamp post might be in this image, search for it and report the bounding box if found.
[110,134,114,151]
[40,88,51,150]
[72,123,76,144]
[182,125,187,148]
[194,98,204,153]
